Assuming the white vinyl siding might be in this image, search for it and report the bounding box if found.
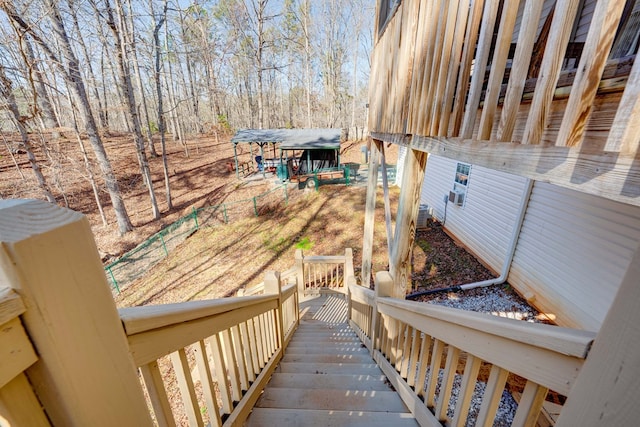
[420,155,529,274]
[395,145,407,187]
[509,182,640,332]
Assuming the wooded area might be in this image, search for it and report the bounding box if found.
[0,0,373,234]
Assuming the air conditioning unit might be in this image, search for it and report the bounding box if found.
[417,204,431,229]
[449,190,464,206]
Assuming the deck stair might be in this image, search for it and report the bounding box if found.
[245,293,418,426]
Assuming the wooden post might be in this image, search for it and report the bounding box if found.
[264,271,284,349]
[295,249,305,294]
[370,271,394,357]
[389,148,427,297]
[555,242,640,426]
[344,247,354,281]
[361,139,381,287]
[0,200,152,426]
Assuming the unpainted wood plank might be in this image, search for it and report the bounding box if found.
[475,365,509,427]
[605,45,640,154]
[139,361,176,427]
[439,0,471,136]
[461,0,501,138]
[246,407,419,427]
[451,354,482,427]
[522,0,582,145]
[170,349,204,427]
[416,0,444,132]
[0,317,38,389]
[0,373,50,427]
[406,0,434,132]
[281,353,374,364]
[193,340,222,427]
[451,0,486,136]
[415,334,432,397]
[430,0,461,135]
[497,0,545,141]
[556,0,627,148]
[0,288,25,326]
[389,149,427,296]
[239,322,256,382]
[373,131,640,209]
[511,380,549,427]
[360,139,380,287]
[478,0,523,140]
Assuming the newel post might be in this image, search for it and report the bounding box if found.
[344,248,354,319]
[295,249,305,294]
[264,271,284,349]
[0,200,152,426]
[370,271,394,356]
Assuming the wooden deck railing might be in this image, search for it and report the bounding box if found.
[118,272,298,427]
[296,248,354,295]
[348,272,597,426]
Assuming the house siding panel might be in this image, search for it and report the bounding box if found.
[420,155,529,274]
[509,182,640,331]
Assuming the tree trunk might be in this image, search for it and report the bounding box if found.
[0,62,56,203]
[151,0,172,210]
[107,0,160,220]
[1,2,134,233]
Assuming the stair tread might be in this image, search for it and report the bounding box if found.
[265,373,392,390]
[245,408,418,427]
[277,362,382,375]
[282,353,373,364]
[254,387,409,412]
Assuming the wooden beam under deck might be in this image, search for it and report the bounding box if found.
[371,132,640,208]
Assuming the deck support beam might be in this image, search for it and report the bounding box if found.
[389,148,427,297]
[361,139,381,287]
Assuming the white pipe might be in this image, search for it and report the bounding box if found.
[459,178,534,290]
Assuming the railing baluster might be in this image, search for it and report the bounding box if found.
[395,322,407,372]
[451,354,482,427]
[170,349,204,427]
[406,328,421,388]
[231,325,248,391]
[240,320,260,383]
[476,365,509,426]
[426,338,445,408]
[511,380,549,427]
[400,325,414,379]
[435,345,461,422]
[207,333,232,414]
[416,334,432,397]
[221,329,242,403]
[193,340,222,427]
[139,361,176,427]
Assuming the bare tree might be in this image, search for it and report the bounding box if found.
[1,1,134,233]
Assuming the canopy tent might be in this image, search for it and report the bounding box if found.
[230,128,342,179]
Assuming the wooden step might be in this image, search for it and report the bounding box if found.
[285,344,368,354]
[281,353,373,364]
[277,362,382,375]
[245,408,418,427]
[254,387,408,412]
[265,373,391,391]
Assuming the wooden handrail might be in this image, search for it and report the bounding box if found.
[347,278,598,424]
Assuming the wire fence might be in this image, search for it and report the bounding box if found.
[105,183,290,293]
